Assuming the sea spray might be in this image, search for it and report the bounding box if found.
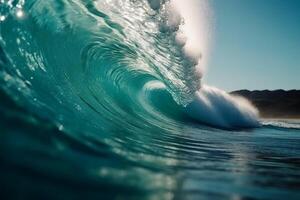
[185,85,260,129]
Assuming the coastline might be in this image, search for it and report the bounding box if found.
[231,89,300,119]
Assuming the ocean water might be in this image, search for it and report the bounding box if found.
[0,0,299,199]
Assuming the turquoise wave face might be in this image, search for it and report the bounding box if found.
[0,0,299,199]
[3,0,203,125]
[0,0,205,157]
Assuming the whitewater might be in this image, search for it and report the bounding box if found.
[0,0,299,199]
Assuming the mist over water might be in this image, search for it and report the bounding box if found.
[0,0,299,199]
[186,85,260,129]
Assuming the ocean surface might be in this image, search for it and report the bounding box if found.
[0,0,299,199]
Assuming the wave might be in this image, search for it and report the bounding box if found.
[3,2,300,200]
[6,1,300,200]
[186,85,260,129]
[0,0,259,139]
[262,120,300,130]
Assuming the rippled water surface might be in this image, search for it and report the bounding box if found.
[0,0,299,199]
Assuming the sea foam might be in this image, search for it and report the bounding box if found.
[185,86,260,129]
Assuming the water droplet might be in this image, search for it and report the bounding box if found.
[0,16,6,22]
[16,10,24,18]
[58,125,64,131]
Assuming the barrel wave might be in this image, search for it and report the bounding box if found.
[1,0,299,200]
[0,0,259,129]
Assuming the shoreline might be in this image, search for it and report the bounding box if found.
[231,90,300,120]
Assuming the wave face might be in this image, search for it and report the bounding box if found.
[1,0,299,199]
[0,0,258,130]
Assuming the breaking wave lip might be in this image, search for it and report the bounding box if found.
[0,0,259,130]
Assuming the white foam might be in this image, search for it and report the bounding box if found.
[262,120,300,129]
[185,85,260,129]
[147,0,213,74]
[171,0,213,74]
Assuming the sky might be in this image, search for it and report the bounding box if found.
[204,0,300,91]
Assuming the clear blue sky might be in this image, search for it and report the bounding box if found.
[204,0,300,91]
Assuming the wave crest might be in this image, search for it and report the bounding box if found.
[186,86,260,129]
[0,0,259,130]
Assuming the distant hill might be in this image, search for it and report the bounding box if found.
[230,90,300,118]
